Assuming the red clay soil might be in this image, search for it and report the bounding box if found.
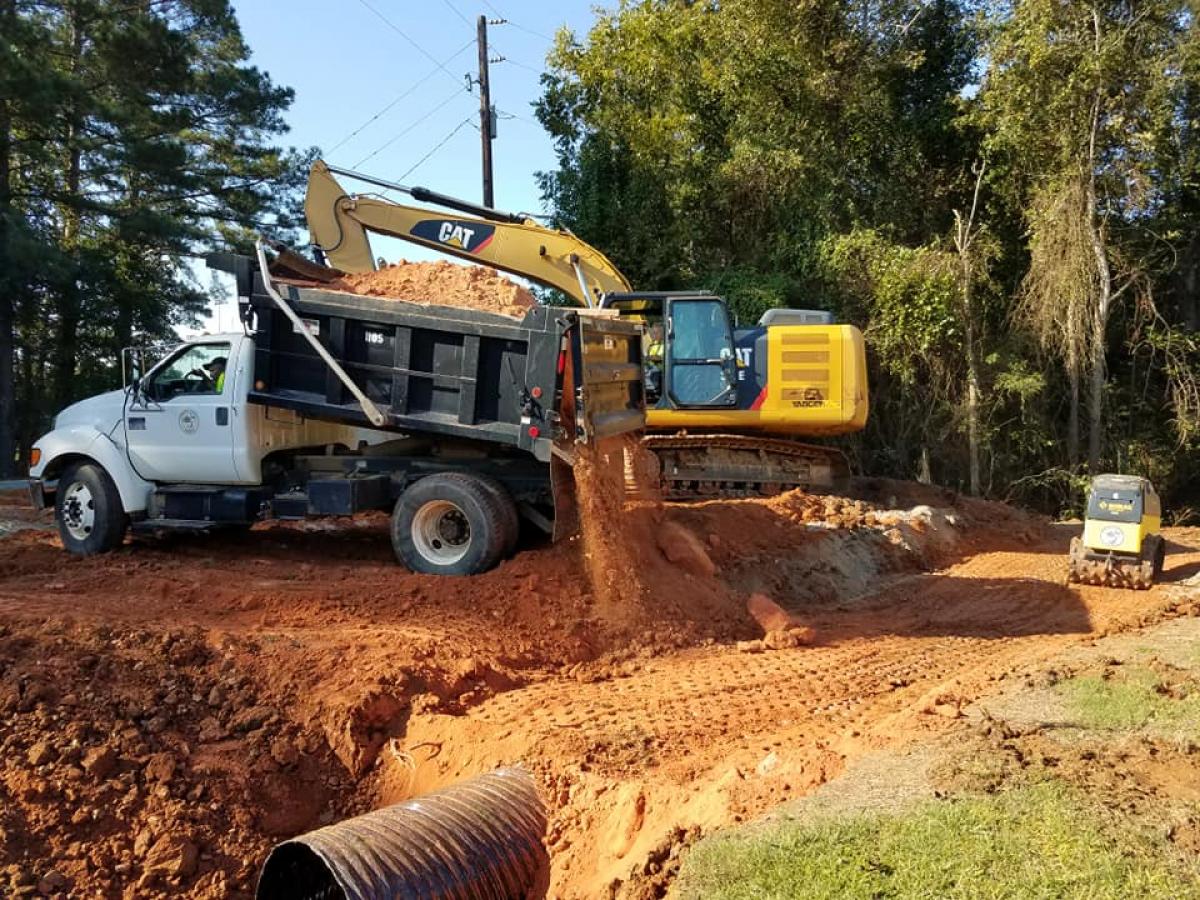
[331,260,536,318]
[2,483,1199,898]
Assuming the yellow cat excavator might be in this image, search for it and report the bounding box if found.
[305,159,869,497]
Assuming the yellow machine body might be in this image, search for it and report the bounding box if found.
[645,323,868,436]
[1069,474,1165,590]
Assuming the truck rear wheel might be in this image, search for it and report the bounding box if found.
[55,462,128,556]
[477,477,520,556]
[391,473,516,575]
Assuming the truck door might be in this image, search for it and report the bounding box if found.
[125,340,239,483]
[664,297,738,408]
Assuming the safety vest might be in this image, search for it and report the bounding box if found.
[215,371,225,393]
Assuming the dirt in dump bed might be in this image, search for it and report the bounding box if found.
[331,260,537,318]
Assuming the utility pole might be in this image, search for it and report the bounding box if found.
[476,14,495,208]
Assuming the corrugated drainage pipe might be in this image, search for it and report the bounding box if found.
[255,767,547,900]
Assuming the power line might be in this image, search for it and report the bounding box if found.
[438,0,471,25]
[396,117,474,183]
[351,86,471,168]
[326,38,475,155]
[355,0,466,84]
[479,0,557,42]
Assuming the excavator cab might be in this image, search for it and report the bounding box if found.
[602,293,739,410]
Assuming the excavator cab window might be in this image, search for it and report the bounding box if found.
[665,298,738,408]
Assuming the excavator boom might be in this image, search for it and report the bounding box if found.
[305,160,631,306]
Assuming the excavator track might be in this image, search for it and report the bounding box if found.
[641,434,851,500]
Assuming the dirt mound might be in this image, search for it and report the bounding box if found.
[333,260,536,318]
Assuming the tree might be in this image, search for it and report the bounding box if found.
[977,0,1186,471]
[536,0,980,294]
[952,161,989,494]
[1,1,307,470]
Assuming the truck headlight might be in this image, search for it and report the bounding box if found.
[1100,526,1124,547]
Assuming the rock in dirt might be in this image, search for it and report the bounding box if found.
[656,521,717,578]
[81,746,117,779]
[269,737,299,768]
[763,626,816,649]
[143,834,199,878]
[26,740,55,767]
[197,716,226,743]
[36,869,67,896]
[143,751,176,784]
[745,594,815,649]
[230,705,275,733]
[746,593,797,633]
[756,751,780,776]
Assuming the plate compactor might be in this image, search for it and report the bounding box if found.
[1068,474,1165,590]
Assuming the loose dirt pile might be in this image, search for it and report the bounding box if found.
[333,260,536,318]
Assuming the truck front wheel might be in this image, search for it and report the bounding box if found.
[55,462,128,556]
[391,473,516,575]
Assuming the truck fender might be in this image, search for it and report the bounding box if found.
[32,426,153,513]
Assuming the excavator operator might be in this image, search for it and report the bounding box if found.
[644,322,665,403]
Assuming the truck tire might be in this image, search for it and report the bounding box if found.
[391,473,516,575]
[55,462,128,556]
[476,476,520,556]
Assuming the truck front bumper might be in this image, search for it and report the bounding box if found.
[28,478,49,511]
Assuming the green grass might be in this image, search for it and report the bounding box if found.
[674,781,1199,899]
[1059,668,1200,734]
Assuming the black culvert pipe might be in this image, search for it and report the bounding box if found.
[256,767,547,900]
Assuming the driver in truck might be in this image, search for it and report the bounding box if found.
[192,356,227,393]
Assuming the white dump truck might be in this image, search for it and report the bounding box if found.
[27,244,644,575]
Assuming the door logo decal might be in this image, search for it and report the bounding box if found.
[178,409,199,434]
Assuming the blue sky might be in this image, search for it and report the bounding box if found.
[199,0,607,333]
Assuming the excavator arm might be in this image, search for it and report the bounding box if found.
[305,159,632,306]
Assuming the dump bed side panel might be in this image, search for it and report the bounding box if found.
[245,280,643,461]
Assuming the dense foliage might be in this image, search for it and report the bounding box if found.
[0,0,307,476]
[536,0,1200,515]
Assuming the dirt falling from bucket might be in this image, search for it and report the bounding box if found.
[567,437,737,641]
[570,437,650,620]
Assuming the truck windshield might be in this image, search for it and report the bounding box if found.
[1087,489,1142,524]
